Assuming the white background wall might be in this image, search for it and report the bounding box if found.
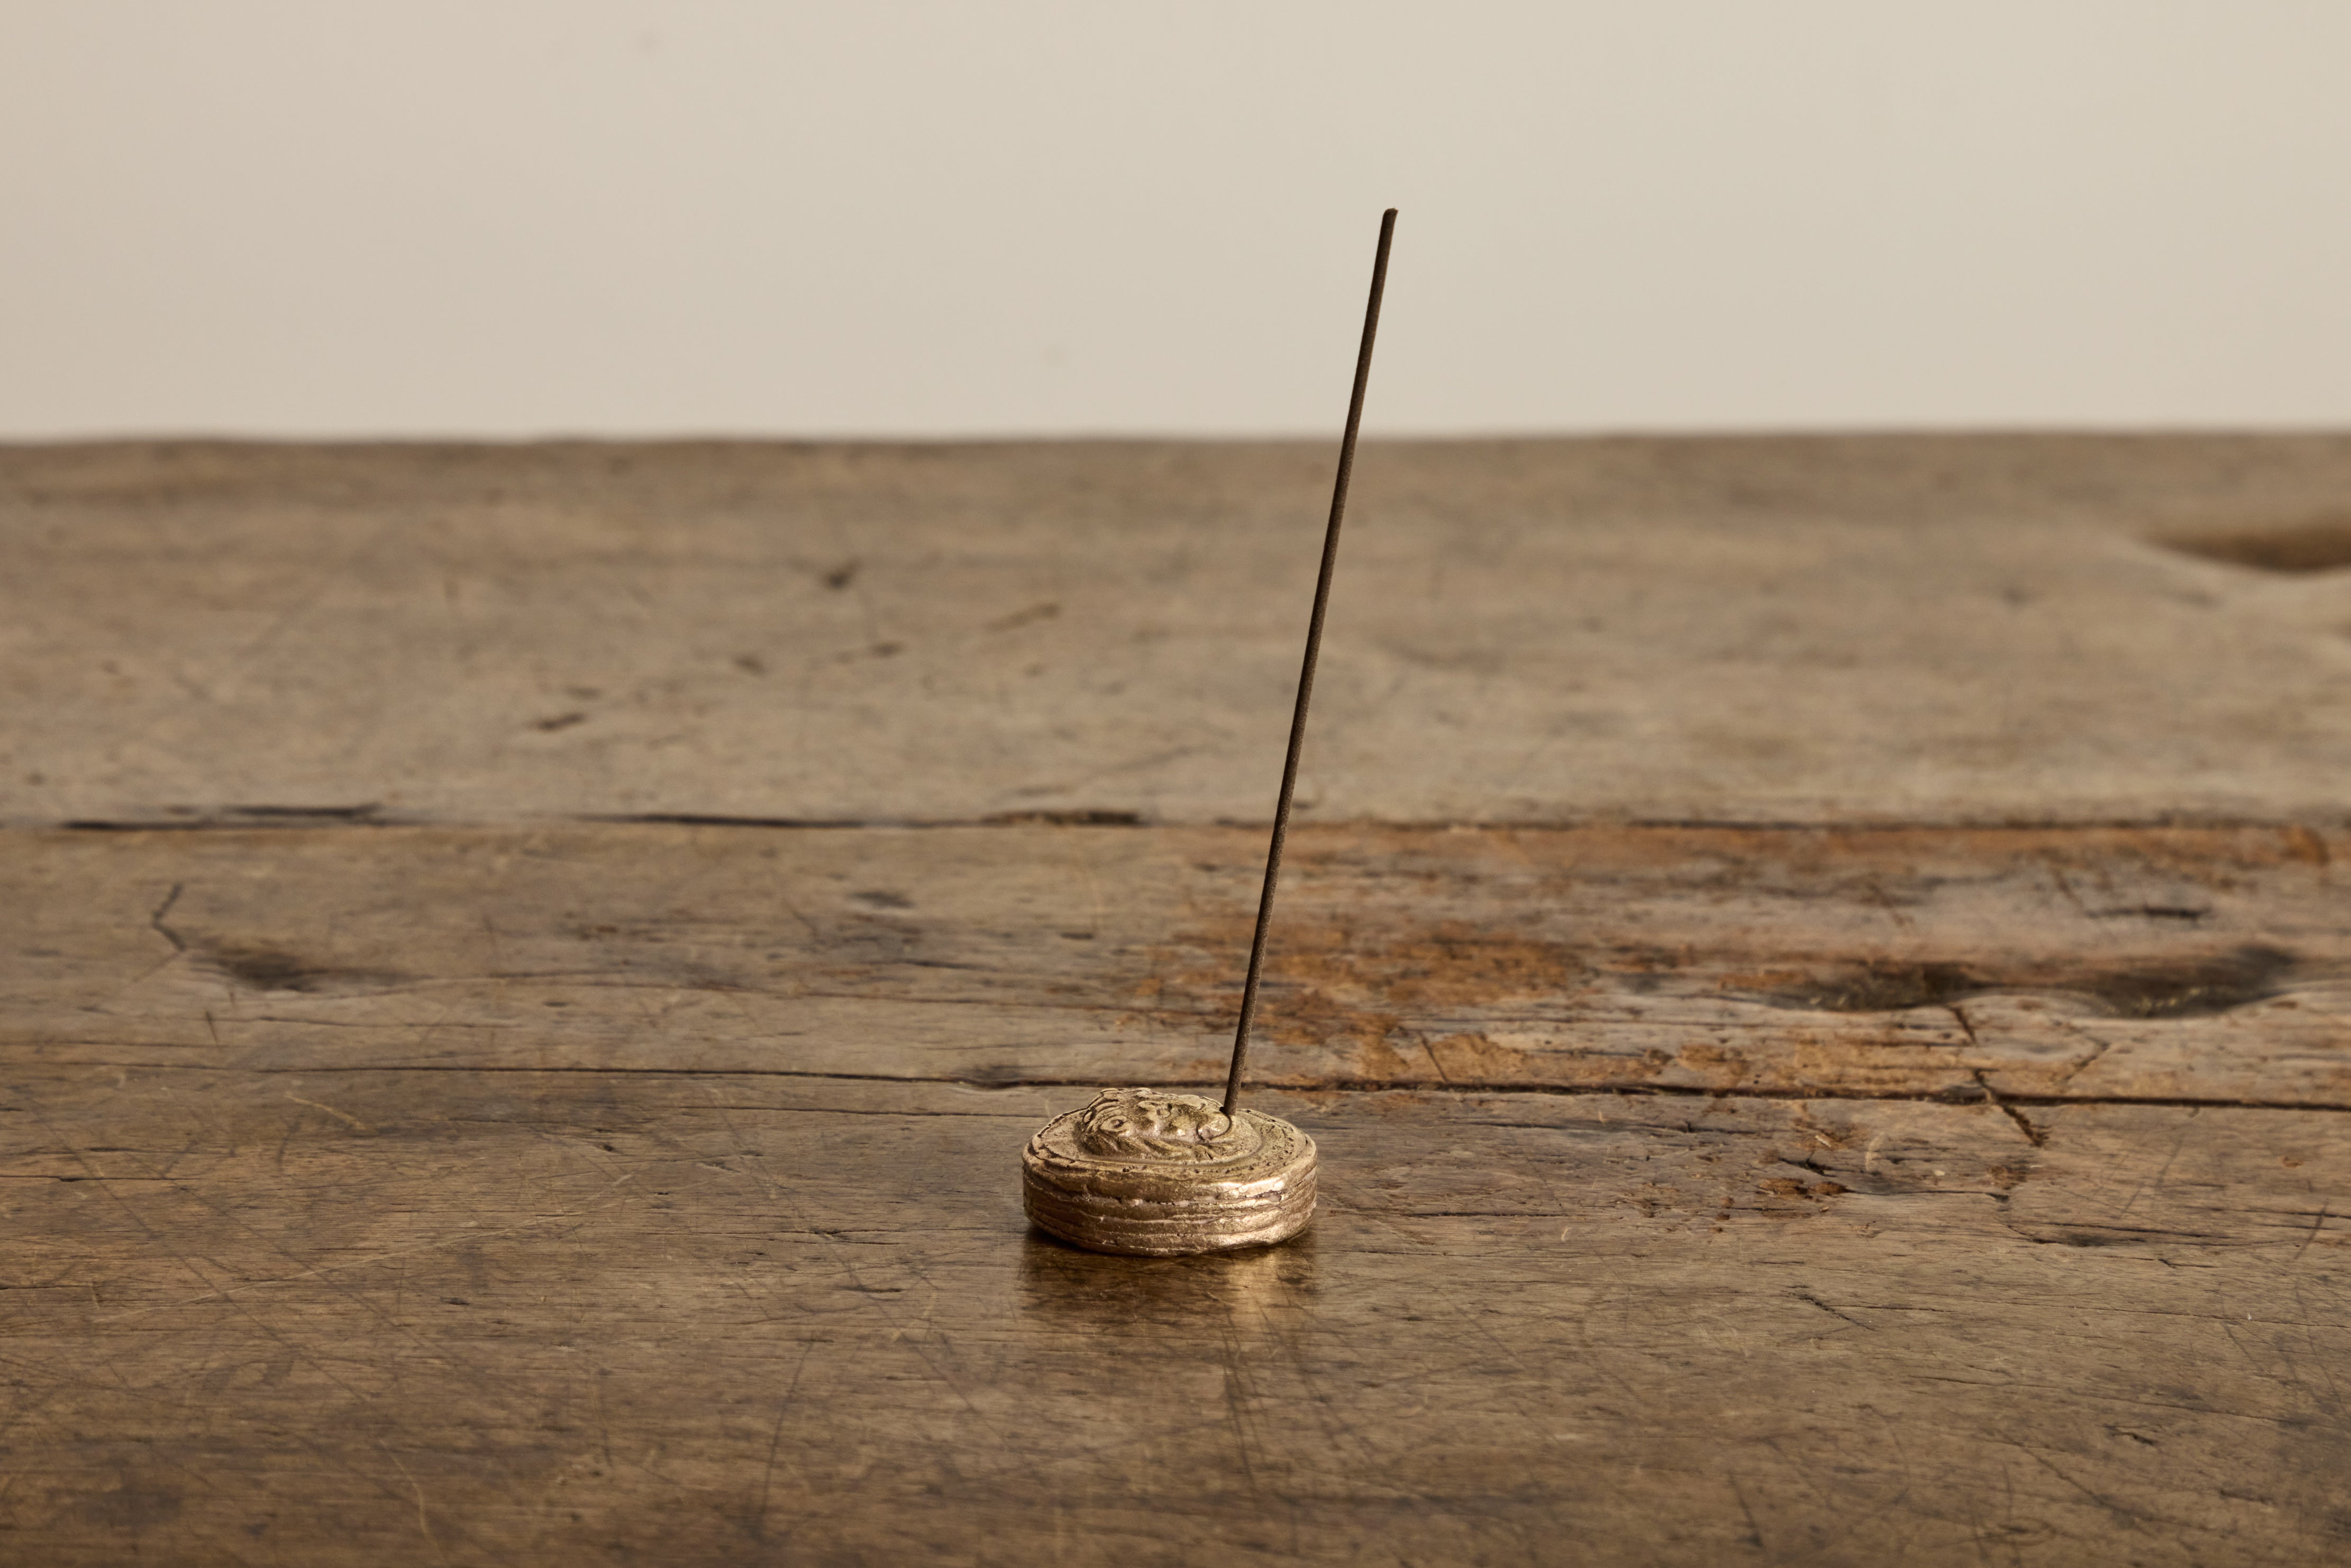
[6,3,2350,438]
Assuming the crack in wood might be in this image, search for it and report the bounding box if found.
[50,1060,2351,1116]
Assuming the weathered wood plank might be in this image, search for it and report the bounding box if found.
[9,819,2345,1559]
[3,1063,2345,1565]
[11,823,2346,1110]
[6,434,2349,1565]
[7,436,2351,828]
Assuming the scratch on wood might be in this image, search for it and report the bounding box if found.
[380,1446,446,1564]
[284,1092,371,1132]
[750,1342,817,1544]
[1792,1290,1878,1331]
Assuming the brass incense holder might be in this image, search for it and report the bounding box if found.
[1018,209,1396,1259]
[1022,1089,1317,1256]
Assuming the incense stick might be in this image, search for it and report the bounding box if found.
[1222,207,1397,1115]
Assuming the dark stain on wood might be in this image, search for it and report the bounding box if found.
[1747,944,2300,1019]
[2160,514,2351,573]
[198,940,408,995]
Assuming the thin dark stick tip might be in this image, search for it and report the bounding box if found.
[1220,210,1396,1116]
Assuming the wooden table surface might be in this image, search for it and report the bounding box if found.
[4,437,2348,1565]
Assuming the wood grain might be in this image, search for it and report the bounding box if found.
[7,436,2351,828]
[4,436,2348,1564]
[5,1067,2346,1565]
[4,819,2348,1563]
[12,822,2346,1107]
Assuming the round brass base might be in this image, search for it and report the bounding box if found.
[1021,1088,1317,1257]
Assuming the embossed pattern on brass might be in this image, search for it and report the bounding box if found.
[1020,1088,1317,1256]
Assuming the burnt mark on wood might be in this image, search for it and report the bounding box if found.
[2158,516,2351,574]
[1749,945,2298,1020]
[200,942,408,995]
[1758,960,1981,1013]
[2089,946,2299,1017]
[2014,1224,2217,1249]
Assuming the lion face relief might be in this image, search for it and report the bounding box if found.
[1074,1089,1243,1162]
